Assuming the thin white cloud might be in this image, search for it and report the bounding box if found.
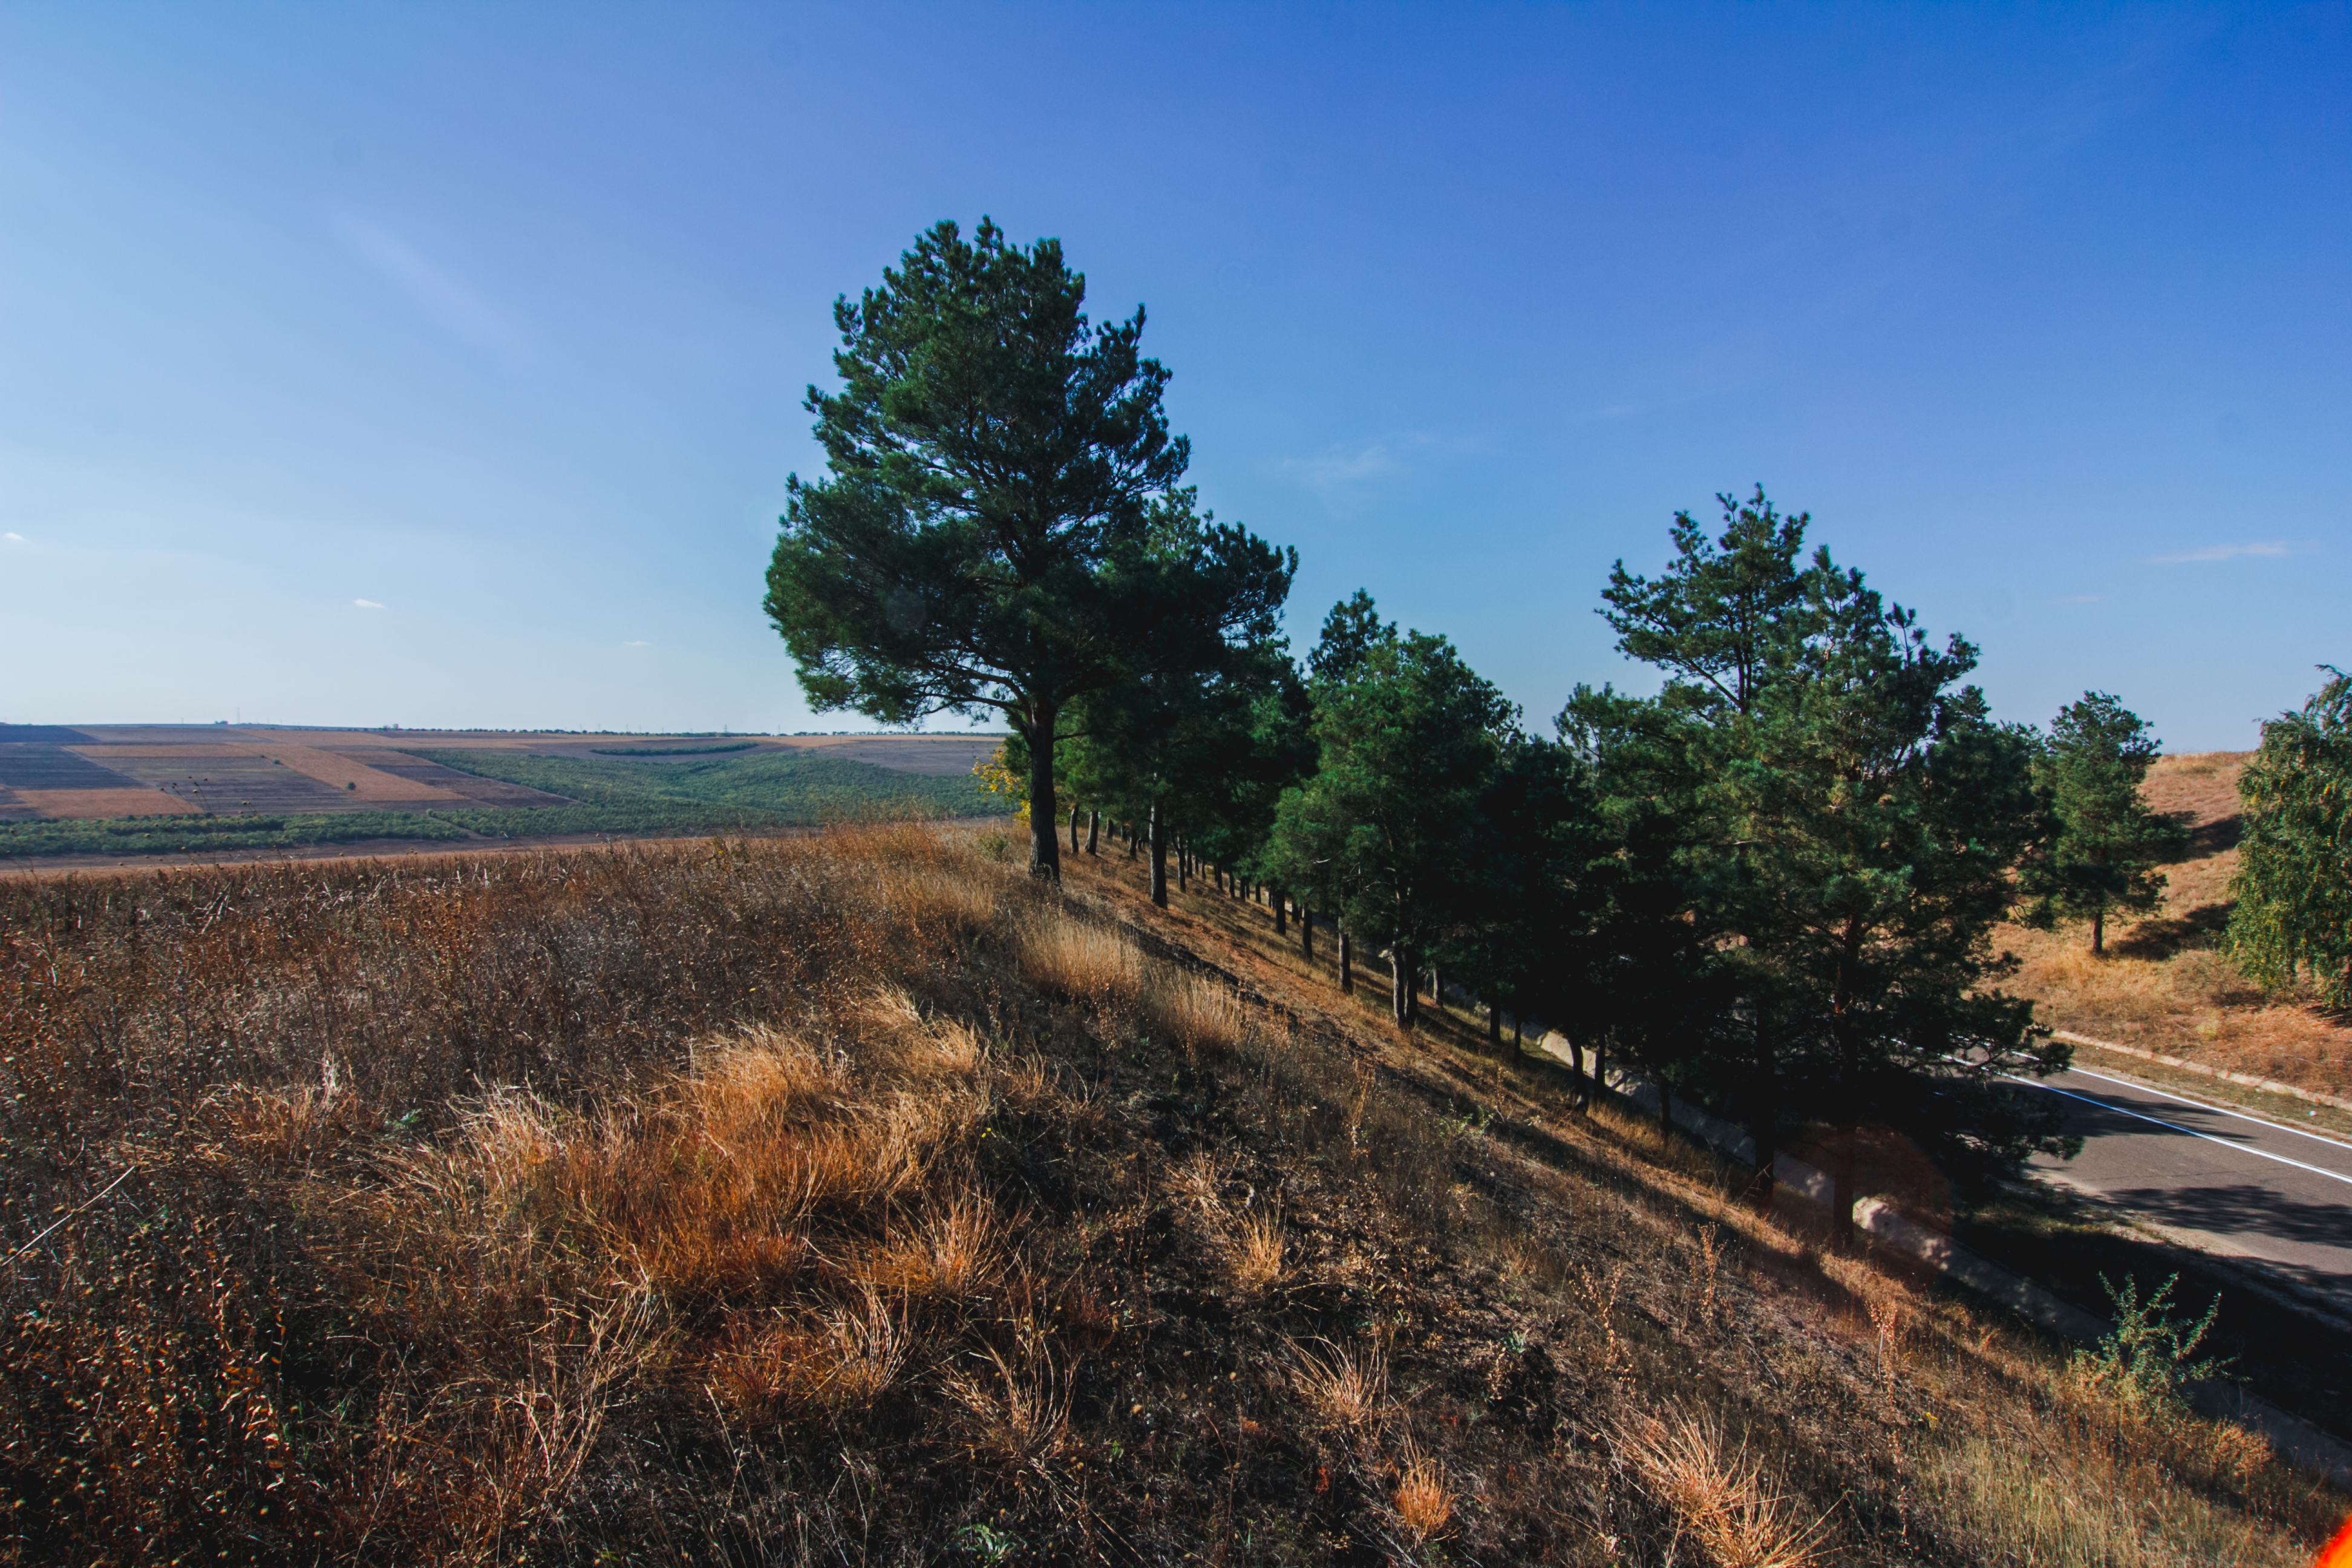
[1,532,22,544]
[1279,431,1477,495]
[2150,540,2308,564]
[354,598,386,610]
[1280,442,1400,491]
[330,210,518,353]
[622,639,652,648]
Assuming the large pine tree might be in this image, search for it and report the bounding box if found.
[1573,489,2068,1207]
[763,219,1293,879]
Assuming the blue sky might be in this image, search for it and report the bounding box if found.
[2,2,2344,749]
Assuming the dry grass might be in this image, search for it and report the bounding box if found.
[1016,915,1142,1005]
[1389,1440,1456,1544]
[1142,965,1250,1057]
[1226,1209,1287,1295]
[1616,1410,1828,1568]
[1289,1338,1391,1437]
[1922,1411,2309,1567]
[2,818,2341,1566]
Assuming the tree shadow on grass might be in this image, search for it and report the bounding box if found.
[2112,901,2233,961]
[2175,810,2242,862]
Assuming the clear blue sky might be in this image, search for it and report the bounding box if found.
[2,2,2344,749]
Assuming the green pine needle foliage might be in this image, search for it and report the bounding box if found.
[2226,668,2352,1007]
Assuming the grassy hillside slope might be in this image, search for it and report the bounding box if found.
[1,828,2339,1565]
[2001,751,2352,1102]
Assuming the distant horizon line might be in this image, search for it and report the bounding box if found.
[0,722,1011,739]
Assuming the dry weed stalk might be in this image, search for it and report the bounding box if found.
[1692,1224,1723,1331]
[1617,1410,1829,1568]
[1575,1263,1629,1380]
[1867,1295,1909,1398]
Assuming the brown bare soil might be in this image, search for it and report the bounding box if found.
[2002,752,2352,1099]
[8,788,200,820]
[2,825,2337,1566]
[238,743,466,800]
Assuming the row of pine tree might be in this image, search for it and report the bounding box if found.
[764,218,2350,1205]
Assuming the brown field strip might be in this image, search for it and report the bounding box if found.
[247,744,465,802]
[14,788,203,819]
[65,744,264,759]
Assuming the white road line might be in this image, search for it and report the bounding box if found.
[2013,1076,2352,1189]
[2060,1065,2352,1154]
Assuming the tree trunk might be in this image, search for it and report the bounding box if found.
[1069,804,1082,854]
[1338,926,1353,994]
[1429,964,1442,1014]
[1487,999,1502,1047]
[1148,801,1168,907]
[1391,946,1411,1028]
[1831,920,1863,1243]
[1177,840,1188,893]
[1832,1133,1858,1244]
[1273,890,1287,936]
[1026,709,1061,881]
[1749,1001,1777,1212]
[1086,809,1099,855]
[1126,823,1138,860]
[2092,905,2105,955]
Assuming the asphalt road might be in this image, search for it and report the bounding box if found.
[2019,1065,2352,1305]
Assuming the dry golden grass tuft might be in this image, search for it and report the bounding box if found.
[1016,915,1143,1005]
[1143,965,1250,1057]
[1289,1338,1391,1437]
[1226,1209,1287,1296]
[1617,1410,1829,1568]
[1390,1441,1457,1544]
[851,1192,1001,1301]
[708,1285,909,1419]
[1922,1412,2303,1568]
[941,1334,1073,1474]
